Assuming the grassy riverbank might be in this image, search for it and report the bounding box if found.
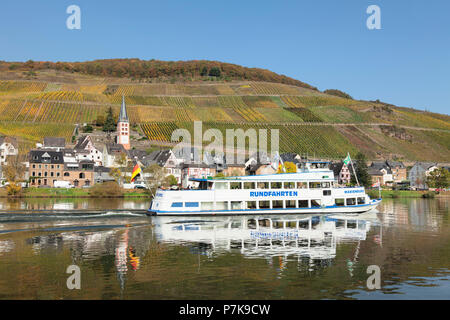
[0,187,150,198]
[368,189,439,199]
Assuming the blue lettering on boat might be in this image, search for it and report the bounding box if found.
[344,189,364,194]
[249,191,298,197]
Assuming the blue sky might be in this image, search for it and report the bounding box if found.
[0,0,449,114]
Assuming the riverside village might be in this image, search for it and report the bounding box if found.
[0,98,448,198]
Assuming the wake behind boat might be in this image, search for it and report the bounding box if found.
[148,161,381,216]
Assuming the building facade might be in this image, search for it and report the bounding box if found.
[181,163,216,187]
[29,150,64,187]
[408,162,437,190]
[62,161,95,187]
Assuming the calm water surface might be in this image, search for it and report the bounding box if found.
[0,198,448,299]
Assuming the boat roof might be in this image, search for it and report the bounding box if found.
[190,170,335,182]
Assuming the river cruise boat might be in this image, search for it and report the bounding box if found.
[148,161,381,216]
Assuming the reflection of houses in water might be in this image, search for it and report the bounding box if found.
[25,225,151,291]
[153,213,376,264]
[379,198,442,231]
[408,199,440,230]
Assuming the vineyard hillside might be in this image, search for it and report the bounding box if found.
[0,66,448,163]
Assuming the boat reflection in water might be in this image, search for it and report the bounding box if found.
[152,211,380,261]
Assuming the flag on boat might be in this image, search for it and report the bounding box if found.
[131,163,142,182]
[343,153,351,165]
[371,181,380,188]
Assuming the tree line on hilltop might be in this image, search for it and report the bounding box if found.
[0,59,317,89]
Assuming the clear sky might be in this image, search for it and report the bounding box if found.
[0,0,449,114]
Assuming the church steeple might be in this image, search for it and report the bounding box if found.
[118,95,129,123]
[117,95,130,150]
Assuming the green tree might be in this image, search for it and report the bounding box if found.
[103,107,116,133]
[164,175,178,186]
[351,153,371,188]
[208,67,221,77]
[426,168,450,189]
[82,124,93,133]
[110,167,123,184]
[200,66,208,77]
[144,164,166,189]
[4,155,24,182]
[116,152,128,167]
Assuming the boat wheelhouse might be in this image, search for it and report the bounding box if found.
[148,161,381,216]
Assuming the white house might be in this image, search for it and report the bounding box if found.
[0,137,18,165]
[102,143,128,168]
[74,135,103,166]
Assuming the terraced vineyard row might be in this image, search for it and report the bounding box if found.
[140,122,180,142]
[0,121,74,152]
[285,108,323,122]
[249,82,302,95]
[232,106,266,122]
[140,122,358,159]
[309,105,369,123]
[0,81,46,93]
[37,91,84,101]
[0,99,114,124]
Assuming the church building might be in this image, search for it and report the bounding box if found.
[117,96,130,150]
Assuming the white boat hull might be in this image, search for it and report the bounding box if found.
[148,199,381,216]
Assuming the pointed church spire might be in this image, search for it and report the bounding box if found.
[118,95,129,123]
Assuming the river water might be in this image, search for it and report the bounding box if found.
[0,198,448,300]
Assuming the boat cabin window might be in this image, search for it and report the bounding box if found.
[311,199,321,207]
[323,190,331,196]
[231,201,242,210]
[230,182,242,190]
[257,182,269,189]
[335,198,345,206]
[321,182,331,188]
[216,201,228,210]
[298,200,309,208]
[185,202,199,207]
[201,202,214,210]
[271,182,282,189]
[198,181,212,190]
[346,198,356,206]
[285,200,296,208]
[244,182,256,189]
[171,202,183,208]
[284,182,295,189]
[357,197,366,205]
[297,182,308,189]
[272,200,283,208]
[246,201,257,209]
[259,200,270,209]
[215,182,229,190]
[309,182,322,189]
